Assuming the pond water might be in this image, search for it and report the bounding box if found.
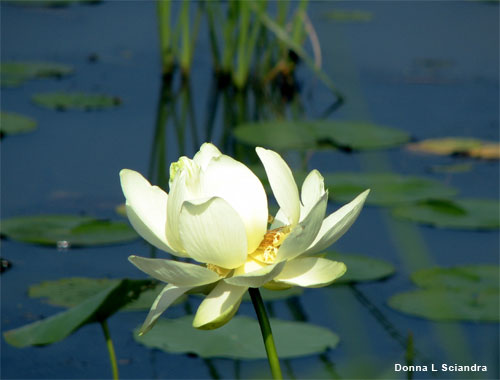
[1,1,499,379]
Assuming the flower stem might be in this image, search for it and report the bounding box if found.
[100,320,119,380]
[248,288,283,379]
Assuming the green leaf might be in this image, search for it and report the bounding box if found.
[4,279,151,347]
[407,137,500,160]
[32,92,121,111]
[134,315,340,359]
[392,199,500,229]
[325,252,395,284]
[0,215,138,246]
[324,172,457,206]
[28,277,186,311]
[388,289,499,322]
[233,120,410,151]
[0,111,37,136]
[1,61,73,87]
[411,265,499,292]
[313,121,410,150]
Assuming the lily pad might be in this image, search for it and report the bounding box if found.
[325,252,395,283]
[134,315,339,359]
[388,289,499,322]
[32,92,121,111]
[392,199,500,230]
[411,265,499,292]
[407,137,500,160]
[233,120,410,151]
[1,61,73,87]
[28,277,185,311]
[4,279,151,347]
[0,215,138,246]
[324,172,457,206]
[0,111,37,136]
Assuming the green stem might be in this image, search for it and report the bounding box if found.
[100,320,119,380]
[248,288,283,380]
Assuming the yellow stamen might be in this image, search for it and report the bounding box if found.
[206,263,231,277]
[251,226,291,264]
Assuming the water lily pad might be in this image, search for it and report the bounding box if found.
[0,215,138,246]
[134,315,339,359]
[325,252,395,283]
[0,111,37,136]
[4,279,151,347]
[1,61,73,87]
[411,265,499,292]
[407,137,500,160]
[28,277,185,311]
[233,120,410,151]
[32,92,121,111]
[388,289,499,322]
[324,172,457,206]
[392,199,500,230]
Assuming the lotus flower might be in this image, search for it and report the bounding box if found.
[120,143,369,333]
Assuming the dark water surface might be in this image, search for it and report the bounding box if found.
[1,1,499,379]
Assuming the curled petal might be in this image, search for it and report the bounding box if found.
[119,169,180,256]
[304,190,370,255]
[256,147,300,227]
[193,143,222,170]
[138,284,191,335]
[179,197,248,269]
[128,255,221,287]
[300,170,326,221]
[201,154,268,253]
[274,257,346,288]
[225,260,286,287]
[193,281,247,330]
[277,193,328,262]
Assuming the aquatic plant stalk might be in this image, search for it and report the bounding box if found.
[157,0,174,75]
[100,320,119,380]
[248,288,283,380]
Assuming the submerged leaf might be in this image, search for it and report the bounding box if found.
[0,111,37,136]
[0,214,138,246]
[325,252,395,283]
[1,61,73,87]
[4,279,151,347]
[392,199,500,229]
[134,316,339,359]
[32,92,121,111]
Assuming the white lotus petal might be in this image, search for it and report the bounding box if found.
[274,257,346,288]
[200,154,268,253]
[304,189,370,255]
[193,281,247,330]
[256,147,300,226]
[128,255,221,287]
[193,143,222,170]
[225,260,286,287]
[179,197,248,269]
[270,208,288,229]
[300,170,326,221]
[277,193,328,262]
[119,169,179,255]
[138,284,191,335]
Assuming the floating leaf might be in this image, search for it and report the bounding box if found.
[392,199,500,229]
[407,137,500,160]
[4,279,150,347]
[28,277,185,311]
[32,92,121,111]
[0,111,37,136]
[388,289,499,322]
[0,215,138,246]
[430,162,473,174]
[1,61,73,87]
[325,252,395,283]
[233,120,410,151]
[324,172,457,206]
[134,316,339,359]
[324,10,373,22]
[411,265,499,292]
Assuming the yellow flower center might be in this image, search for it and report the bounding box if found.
[250,226,291,264]
[206,263,232,277]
